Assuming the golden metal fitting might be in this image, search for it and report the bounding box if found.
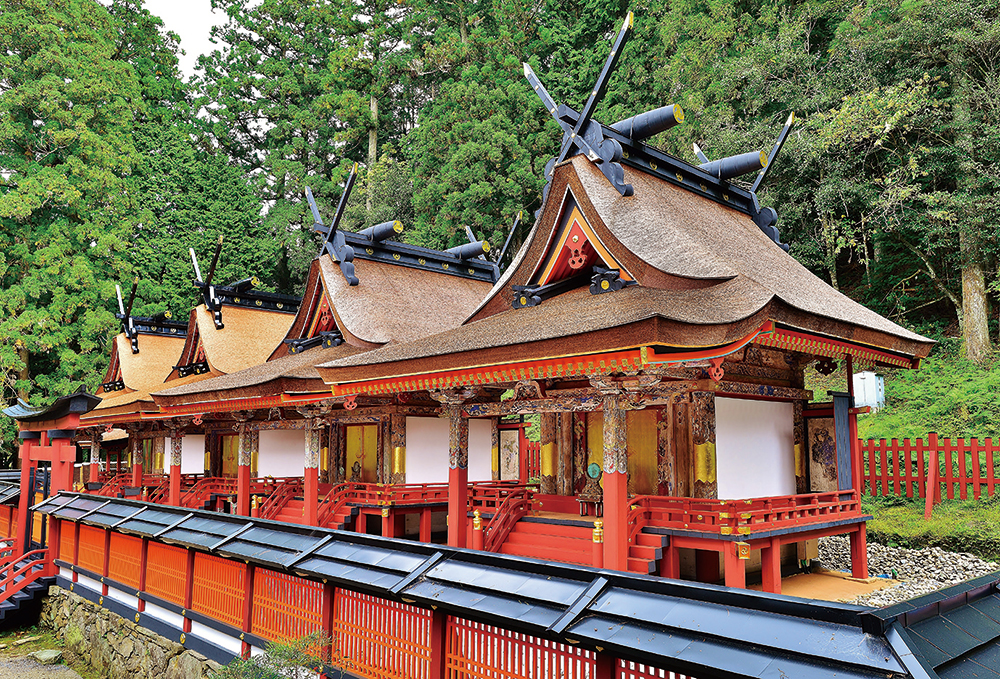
[736,542,751,560]
[592,519,604,544]
[472,509,482,530]
[381,507,390,518]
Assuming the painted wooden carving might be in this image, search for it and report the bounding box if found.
[807,417,838,492]
[691,391,717,498]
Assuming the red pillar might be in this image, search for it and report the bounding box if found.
[447,405,470,549]
[761,538,782,594]
[601,391,628,571]
[660,544,680,580]
[237,464,251,516]
[723,544,746,589]
[89,432,101,484]
[304,466,319,526]
[429,609,448,677]
[850,524,869,579]
[419,508,432,543]
[304,421,320,526]
[131,436,142,488]
[169,432,183,506]
[447,466,468,548]
[17,436,39,553]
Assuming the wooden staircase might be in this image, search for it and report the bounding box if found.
[498,520,595,566]
[496,519,666,575]
[0,551,54,626]
[322,504,358,531]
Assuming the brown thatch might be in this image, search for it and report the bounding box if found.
[115,333,186,393]
[195,305,295,374]
[319,256,491,346]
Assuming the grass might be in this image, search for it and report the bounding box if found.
[863,494,1000,562]
[0,625,106,679]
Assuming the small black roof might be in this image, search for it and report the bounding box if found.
[2,388,100,424]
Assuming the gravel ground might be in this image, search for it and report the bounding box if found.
[0,657,82,679]
[818,536,1000,607]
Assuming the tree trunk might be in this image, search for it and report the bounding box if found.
[16,344,28,399]
[961,230,990,363]
[952,58,991,362]
[367,93,378,213]
[820,214,839,291]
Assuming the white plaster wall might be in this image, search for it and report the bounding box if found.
[468,419,492,482]
[180,435,205,475]
[715,397,796,499]
[405,417,448,484]
[405,417,493,484]
[258,430,305,478]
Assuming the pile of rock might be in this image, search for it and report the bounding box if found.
[818,536,1000,607]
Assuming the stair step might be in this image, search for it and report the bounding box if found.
[500,544,592,566]
[628,544,661,561]
[512,522,592,538]
[627,557,655,575]
[505,533,590,550]
[635,533,665,548]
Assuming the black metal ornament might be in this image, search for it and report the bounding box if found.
[815,357,838,376]
[305,163,360,286]
[524,12,635,199]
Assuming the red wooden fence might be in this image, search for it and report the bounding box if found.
[523,440,541,481]
[862,434,1000,502]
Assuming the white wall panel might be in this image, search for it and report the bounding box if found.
[405,417,493,483]
[180,435,204,474]
[258,430,305,478]
[715,397,795,499]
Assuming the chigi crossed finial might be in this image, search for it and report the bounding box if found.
[524,10,796,250]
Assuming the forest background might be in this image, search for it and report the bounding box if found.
[1,0,999,462]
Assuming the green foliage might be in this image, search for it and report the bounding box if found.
[213,632,329,679]
[863,495,1000,561]
[858,338,1000,440]
[0,0,143,460]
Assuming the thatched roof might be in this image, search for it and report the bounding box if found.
[316,156,932,385]
[114,333,185,393]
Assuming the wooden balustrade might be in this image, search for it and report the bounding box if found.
[627,491,862,542]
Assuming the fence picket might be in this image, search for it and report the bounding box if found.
[916,438,925,499]
[972,438,981,501]
[988,439,996,498]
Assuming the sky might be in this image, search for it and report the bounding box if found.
[143,0,223,78]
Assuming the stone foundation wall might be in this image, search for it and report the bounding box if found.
[40,586,223,679]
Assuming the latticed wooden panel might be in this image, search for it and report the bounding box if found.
[446,617,597,679]
[0,506,12,537]
[77,525,105,574]
[145,542,187,606]
[108,533,142,588]
[618,659,693,679]
[333,588,432,679]
[58,522,76,563]
[192,552,245,628]
[251,569,324,642]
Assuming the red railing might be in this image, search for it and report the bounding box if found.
[469,481,535,513]
[179,476,239,508]
[483,488,535,552]
[0,548,53,602]
[96,473,166,497]
[862,434,1000,501]
[259,479,305,520]
[523,440,541,480]
[627,491,862,543]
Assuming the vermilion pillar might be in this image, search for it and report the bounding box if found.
[89,430,101,484]
[131,434,142,488]
[304,419,321,525]
[601,390,629,571]
[169,430,183,506]
[236,424,256,516]
[447,406,469,548]
[16,434,39,552]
